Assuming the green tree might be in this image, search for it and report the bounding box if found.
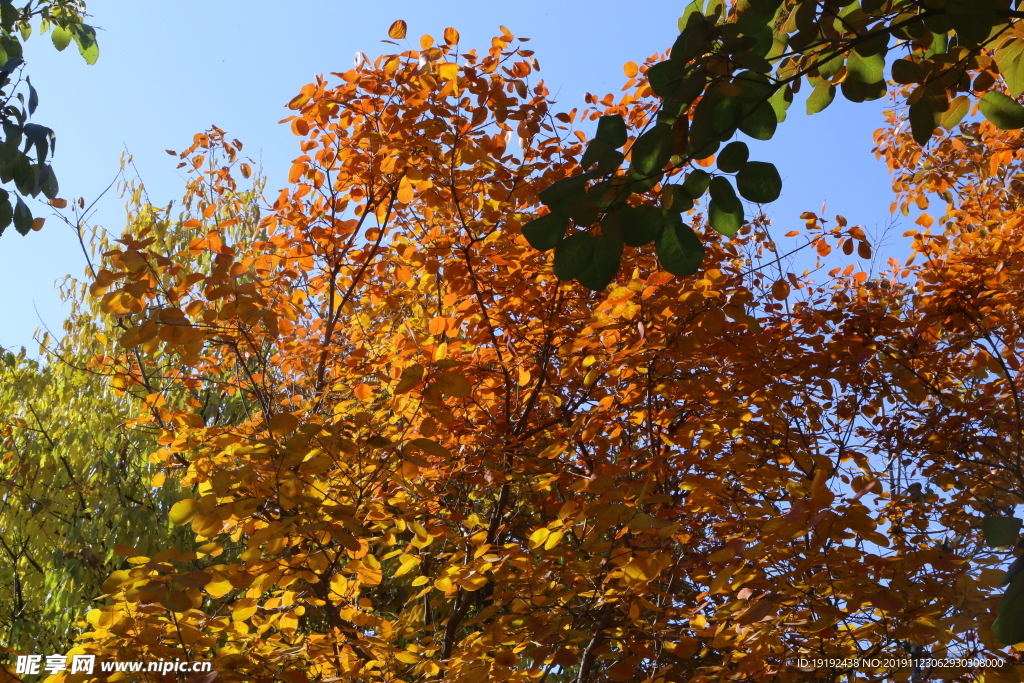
[0,0,99,240]
[528,0,1024,287]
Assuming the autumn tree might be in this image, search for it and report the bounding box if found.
[8,22,1021,683]
[0,156,260,658]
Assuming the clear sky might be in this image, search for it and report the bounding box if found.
[0,0,898,351]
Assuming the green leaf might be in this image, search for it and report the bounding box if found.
[806,82,836,115]
[690,91,742,151]
[946,0,996,46]
[716,141,749,173]
[39,164,57,200]
[618,204,665,247]
[628,169,664,194]
[840,77,887,103]
[13,194,30,235]
[646,61,682,99]
[595,115,628,148]
[980,91,1024,130]
[739,101,777,140]
[708,177,744,236]
[769,83,793,123]
[909,99,936,146]
[576,231,623,291]
[554,232,595,281]
[670,14,713,65]
[73,24,99,65]
[26,77,36,116]
[816,53,844,80]
[891,58,922,85]
[0,189,10,237]
[581,139,624,173]
[538,174,590,216]
[682,169,712,199]
[521,212,567,251]
[996,40,1024,98]
[853,31,889,59]
[588,180,631,211]
[939,96,970,130]
[630,124,673,176]
[656,213,704,276]
[924,31,947,61]
[734,70,774,103]
[984,515,1023,547]
[679,0,703,31]
[846,51,885,84]
[735,161,782,203]
[661,184,694,213]
[731,49,771,74]
[993,572,1024,645]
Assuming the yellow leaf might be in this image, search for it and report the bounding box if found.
[169,499,198,526]
[102,570,130,594]
[357,555,383,587]
[205,579,233,599]
[623,557,654,583]
[388,19,407,39]
[268,412,299,435]
[393,553,421,578]
[395,651,421,664]
[437,63,459,81]
[394,364,425,393]
[158,589,193,613]
[528,528,550,549]
[544,529,565,550]
[409,437,451,459]
[232,600,257,622]
[456,573,489,591]
[435,371,471,398]
[411,575,429,586]
[420,34,434,50]
[708,547,735,564]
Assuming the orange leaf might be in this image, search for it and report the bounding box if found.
[624,61,639,78]
[394,364,425,393]
[420,34,434,50]
[388,19,407,39]
[444,27,460,45]
[435,371,471,398]
[771,280,790,300]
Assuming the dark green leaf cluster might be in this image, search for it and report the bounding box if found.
[521,3,785,290]
[0,0,98,239]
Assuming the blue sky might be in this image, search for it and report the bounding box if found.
[0,0,898,350]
